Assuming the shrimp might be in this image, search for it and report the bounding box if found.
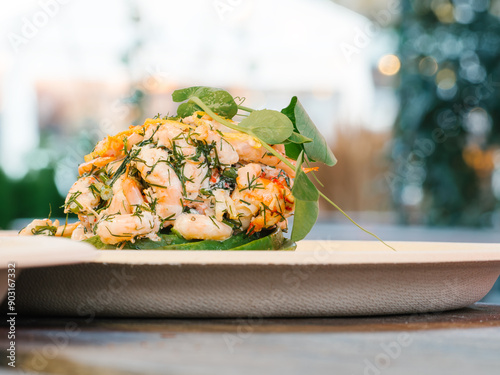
[78,214,98,233]
[232,163,294,233]
[125,132,144,151]
[173,213,232,241]
[144,120,196,157]
[55,222,80,237]
[78,156,116,176]
[19,218,59,236]
[223,133,296,177]
[79,124,149,175]
[157,121,196,157]
[213,189,238,222]
[104,175,145,215]
[84,125,146,161]
[228,163,262,230]
[104,157,126,176]
[71,223,93,241]
[230,190,259,230]
[21,218,83,238]
[64,176,101,215]
[182,161,209,200]
[183,112,239,134]
[236,163,262,189]
[95,211,160,245]
[194,123,239,165]
[133,147,183,225]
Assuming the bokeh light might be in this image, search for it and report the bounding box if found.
[419,56,438,76]
[435,68,456,90]
[378,54,401,76]
[431,0,454,23]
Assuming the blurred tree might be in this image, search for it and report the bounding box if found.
[0,167,64,230]
[392,0,500,226]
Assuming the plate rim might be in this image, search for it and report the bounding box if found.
[88,240,500,266]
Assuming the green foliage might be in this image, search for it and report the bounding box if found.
[393,2,500,226]
[0,167,65,229]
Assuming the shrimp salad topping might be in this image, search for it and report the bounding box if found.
[20,86,393,250]
[69,113,296,245]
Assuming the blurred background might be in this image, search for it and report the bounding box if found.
[1,0,500,299]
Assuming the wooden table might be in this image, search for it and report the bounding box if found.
[2,303,500,374]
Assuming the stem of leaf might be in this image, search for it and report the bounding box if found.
[190,96,243,132]
[237,105,254,113]
[318,191,395,251]
[305,159,324,188]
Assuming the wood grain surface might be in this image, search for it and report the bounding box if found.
[1,303,499,375]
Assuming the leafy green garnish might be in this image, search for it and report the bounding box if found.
[282,96,337,165]
[286,131,313,145]
[238,109,294,144]
[172,86,238,119]
[291,152,319,241]
[173,86,394,250]
[85,228,288,250]
[31,224,57,236]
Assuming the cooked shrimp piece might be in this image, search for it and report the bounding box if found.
[154,120,196,157]
[183,197,211,216]
[195,123,239,165]
[95,211,160,245]
[78,214,98,233]
[173,213,232,241]
[134,147,183,225]
[104,157,126,176]
[182,112,238,134]
[70,223,93,241]
[19,218,59,236]
[84,135,124,162]
[104,176,145,215]
[228,163,263,230]
[125,132,144,150]
[236,163,262,189]
[78,156,116,176]
[233,163,294,233]
[83,125,146,162]
[55,222,80,237]
[79,133,129,175]
[183,161,209,200]
[213,189,238,222]
[224,133,296,177]
[230,190,259,230]
[64,176,101,215]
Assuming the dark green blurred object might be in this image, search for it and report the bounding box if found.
[0,167,65,229]
[392,0,500,226]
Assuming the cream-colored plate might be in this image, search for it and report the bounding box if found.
[0,234,97,301]
[3,240,500,317]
